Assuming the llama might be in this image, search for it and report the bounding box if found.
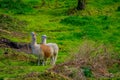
[41,35,59,65]
[31,32,55,66]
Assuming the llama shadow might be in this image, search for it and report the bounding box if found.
[0,37,32,54]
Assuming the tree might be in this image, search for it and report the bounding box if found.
[54,0,58,8]
[40,0,46,7]
[76,0,86,10]
[40,0,51,8]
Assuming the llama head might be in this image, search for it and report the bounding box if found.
[42,35,47,39]
[41,35,47,44]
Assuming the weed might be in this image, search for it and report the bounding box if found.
[82,67,93,77]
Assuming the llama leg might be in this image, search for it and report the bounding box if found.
[42,60,45,66]
[38,55,40,66]
[54,53,58,65]
[42,58,47,66]
[44,58,47,65]
[51,56,55,65]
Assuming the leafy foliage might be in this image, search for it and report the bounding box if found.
[0,14,27,31]
[0,0,34,14]
[82,67,93,77]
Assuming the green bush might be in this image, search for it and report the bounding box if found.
[0,14,27,31]
[82,67,93,77]
[0,0,34,14]
[81,25,103,40]
[60,16,95,26]
[60,16,103,40]
[117,6,120,11]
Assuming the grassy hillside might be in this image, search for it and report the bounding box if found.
[0,0,120,79]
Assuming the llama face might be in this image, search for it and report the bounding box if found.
[41,35,47,44]
[42,35,47,39]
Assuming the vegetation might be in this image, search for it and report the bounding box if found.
[0,0,120,79]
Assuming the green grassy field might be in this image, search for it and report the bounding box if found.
[0,0,120,79]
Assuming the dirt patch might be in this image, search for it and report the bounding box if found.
[0,37,32,54]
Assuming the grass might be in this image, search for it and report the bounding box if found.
[0,48,51,79]
[0,66,49,79]
[0,0,120,79]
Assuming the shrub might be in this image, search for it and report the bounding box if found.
[60,16,95,26]
[117,6,120,11]
[82,67,93,77]
[0,0,34,14]
[61,16,104,40]
[81,25,103,40]
[0,14,27,31]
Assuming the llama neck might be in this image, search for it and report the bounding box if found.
[32,38,37,46]
[41,38,46,44]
